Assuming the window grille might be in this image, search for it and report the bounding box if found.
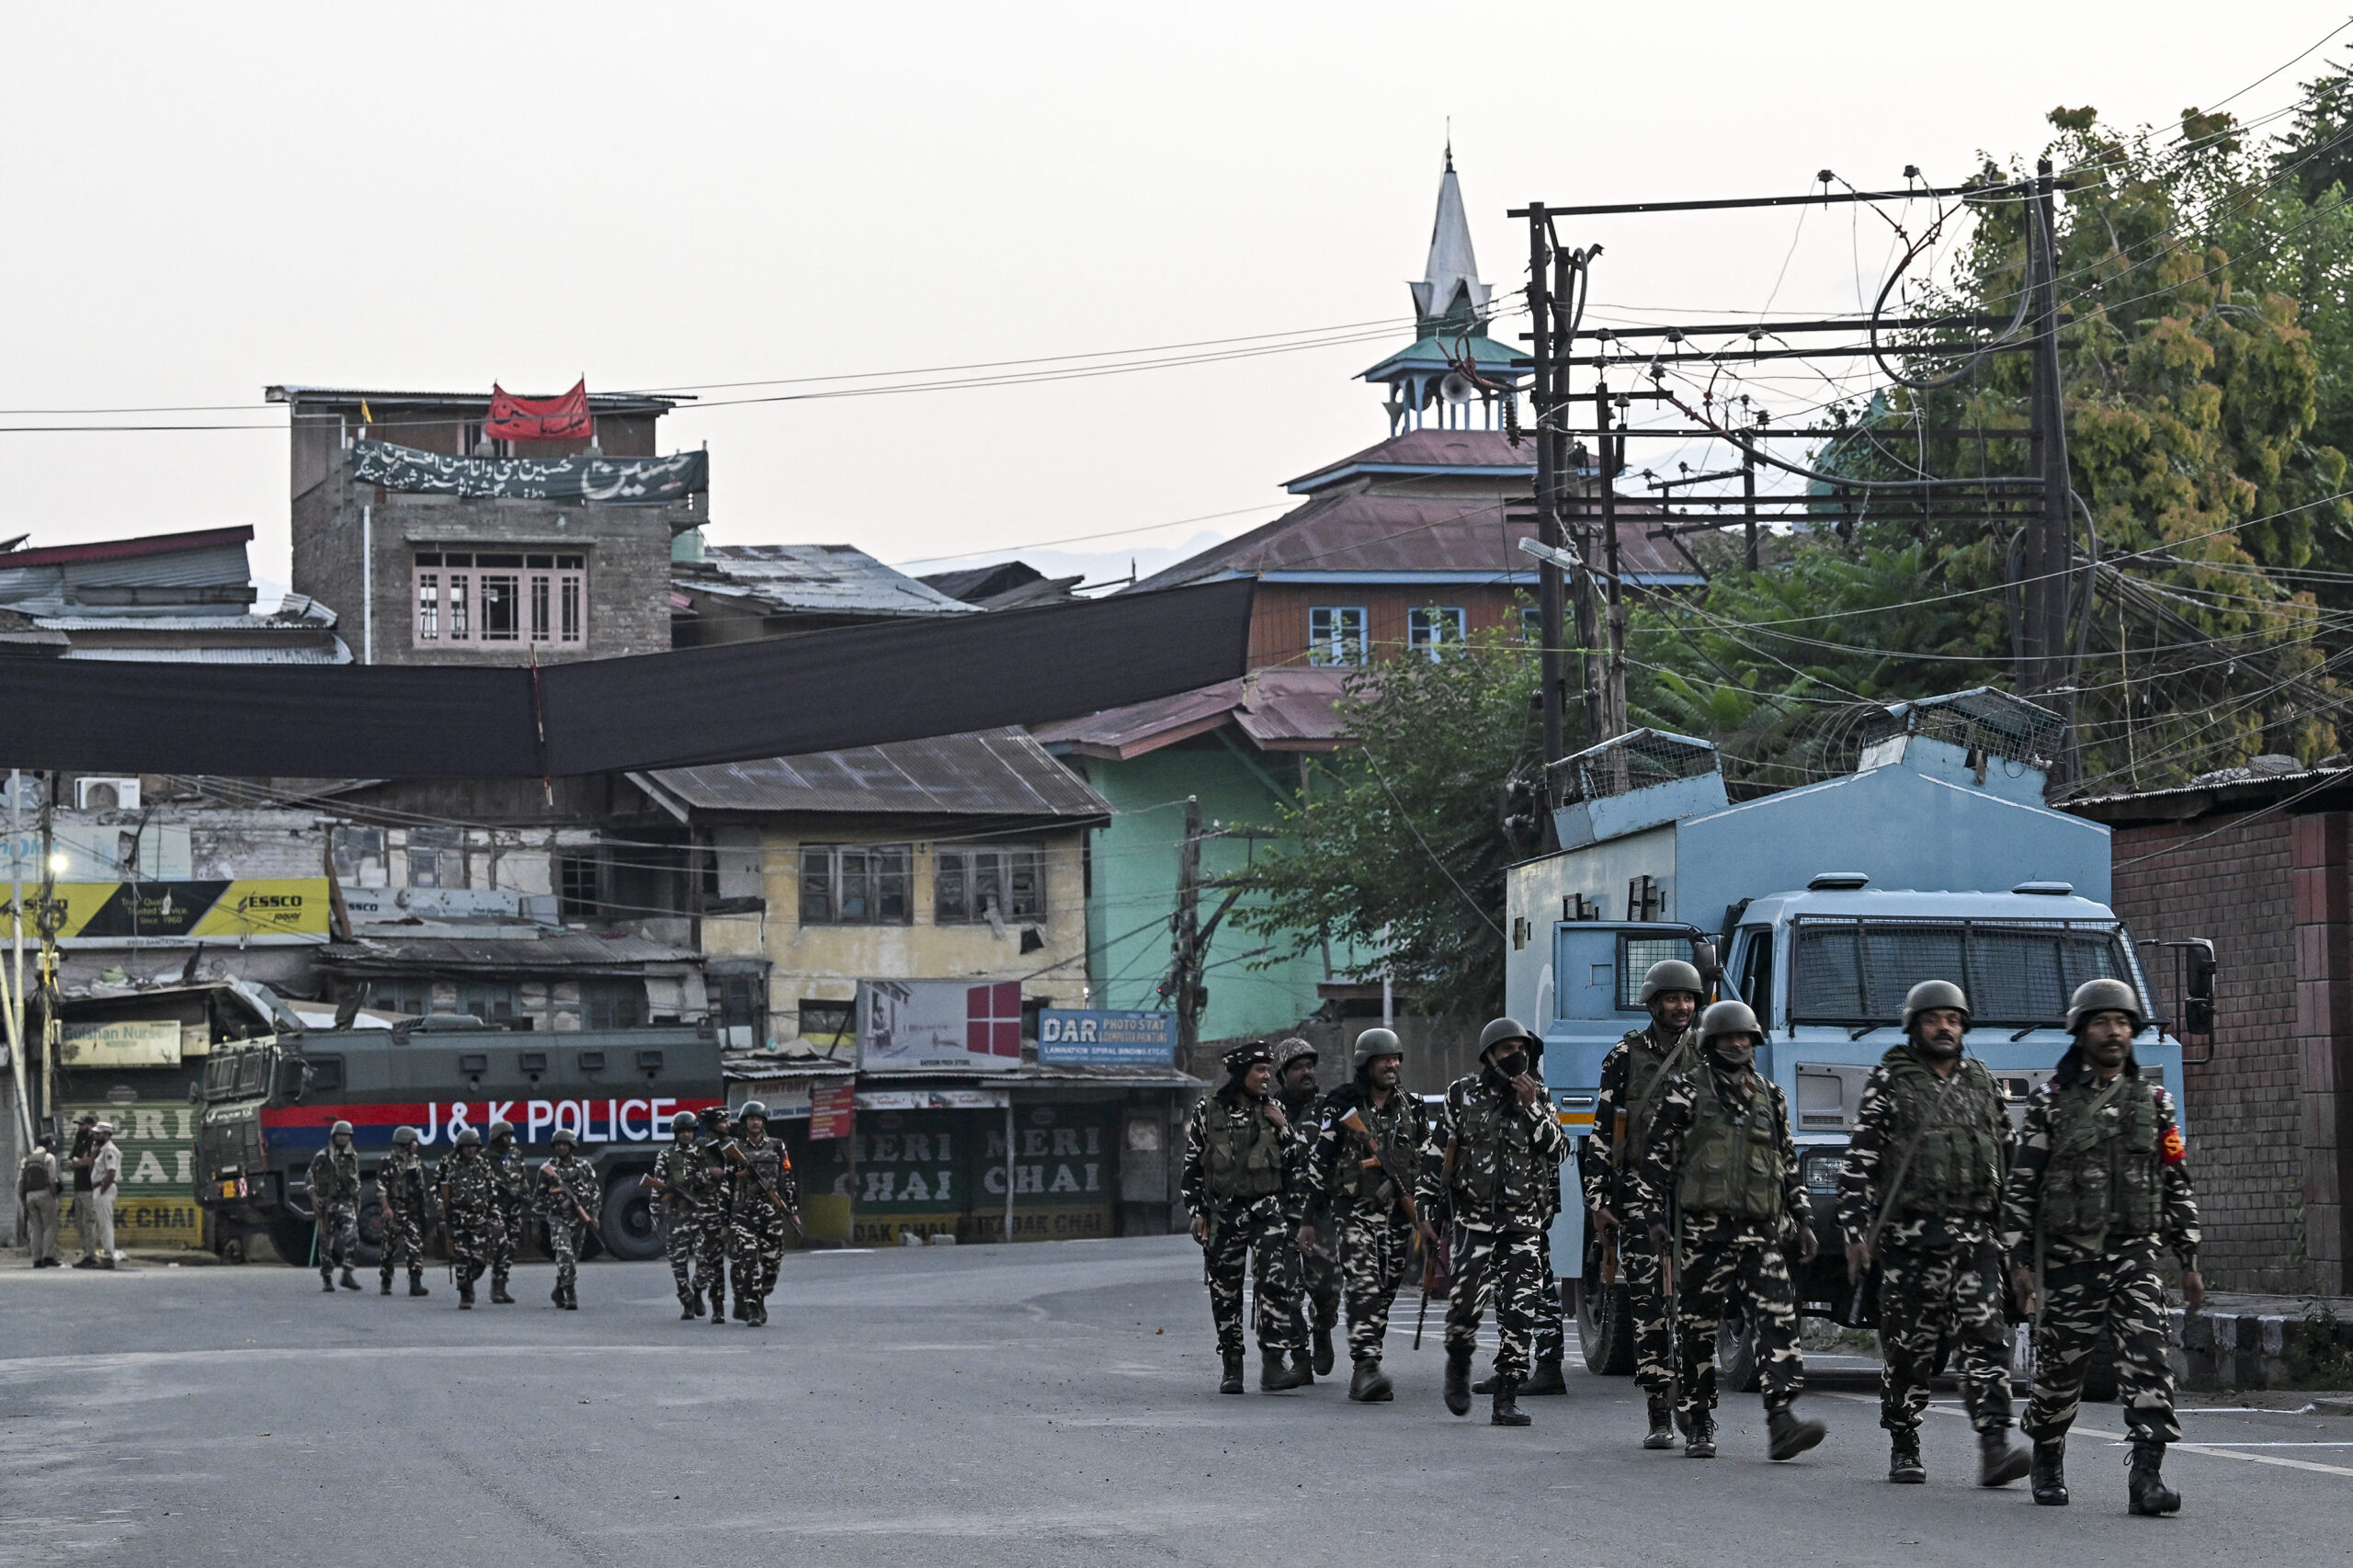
[1789,916,2136,1027]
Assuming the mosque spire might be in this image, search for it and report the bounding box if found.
[1409,143,1491,336]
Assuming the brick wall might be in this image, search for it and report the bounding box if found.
[2109,810,2310,1290]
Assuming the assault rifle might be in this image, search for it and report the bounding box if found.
[1847,1064,1970,1322]
[1336,1106,1436,1243]
[539,1164,607,1248]
[722,1140,802,1240]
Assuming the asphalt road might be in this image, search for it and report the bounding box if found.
[4,1235,2347,1567]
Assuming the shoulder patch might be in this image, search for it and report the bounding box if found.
[2162,1125,2188,1165]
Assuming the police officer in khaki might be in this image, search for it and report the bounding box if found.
[19,1135,61,1266]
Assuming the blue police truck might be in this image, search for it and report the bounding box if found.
[1502,690,2213,1385]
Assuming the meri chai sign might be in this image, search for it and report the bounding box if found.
[1037,1008,1175,1066]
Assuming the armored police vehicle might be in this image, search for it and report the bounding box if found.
[198,1011,724,1267]
[1503,690,2213,1386]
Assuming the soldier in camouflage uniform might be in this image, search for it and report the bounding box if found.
[437,1128,501,1309]
[539,1128,598,1310]
[2002,977,2202,1515]
[376,1125,431,1298]
[1275,1038,1340,1384]
[646,1111,707,1319]
[1582,959,1704,1444]
[307,1119,362,1292]
[1417,1017,1565,1427]
[1181,1040,1307,1394]
[1631,999,1825,1461]
[1837,980,2029,1487]
[1302,1028,1431,1402]
[696,1107,733,1324]
[483,1119,525,1305]
[726,1101,801,1328]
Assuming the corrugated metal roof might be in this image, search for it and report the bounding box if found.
[644,726,1110,819]
[0,526,254,572]
[40,594,338,632]
[63,642,351,665]
[1033,668,1350,760]
[677,544,979,619]
[318,932,699,970]
[1286,429,1533,492]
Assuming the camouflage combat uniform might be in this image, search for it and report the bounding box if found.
[1631,1058,1810,1429]
[1281,1080,1341,1367]
[1583,1023,1698,1395]
[438,1149,502,1303]
[695,1130,733,1319]
[1304,1082,1428,1367]
[306,1142,362,1275]
[2001,1065,2199,1447]
[1180,1086,1303,1360]
[539,1151,599,1305]
[726,1132,800,1325]
[648,1133,704,1312]
[376,1144,431,1288]
[1417,1062,1567,1385]
[486,1137,528,1299]
[1838,1044,2016,1439]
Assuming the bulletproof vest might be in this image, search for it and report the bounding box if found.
[2038,1075,2164,1245]
[1675,1068,1786,1221]
[488,1147,524,1200]
[1201,1096,1286,1202]
[1336,1092,1414,1205]
[18,1154,50,1197]
[1448,1077,1543,1216]
[313,1145,359,1204]
[1619,1027,1695,1165]
[1879,1051,2006,1219]
[698,1139,732,1199]
[443,1155,494,1213]
[383,1150,426,1210]
[656,1141,699,1203]
[737,1137,788,1200]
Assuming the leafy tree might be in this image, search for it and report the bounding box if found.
[1225,629,1541,1021]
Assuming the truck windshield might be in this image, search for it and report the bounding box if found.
[1790,916,2133,1028]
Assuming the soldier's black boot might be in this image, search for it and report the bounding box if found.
[1888,1431,1926,1483]
[1347,1359,1393,1402]
[1521,1356,1567,1395]
[1489,1375,1530,1427]
[1220,1351,1245,1395]
[490,1278,513,1305]
[1766,1403,1826,1461]
[1312,1326,1336,1378]
[1643,1392,1677,1449]
[407,1269,428,1298]
[2126,1439,2180,1516]
[1471,1371,1494,1395]
[711,1291,728,1324]
[2029,1437,2069,1506]
[320,1267,336,1293]
[338,1267,359,1290]
[1290,1346,1314,1385]
[551,1279,565,1307]
[1443,1349,1472,1416]
[1260,1349,1304,1392]
[1978,1426,2031,1488]
[688,1290,706,1318]
[1684,1411,1717,1459]
[563,1281,579,1311]
[459,1280,475,1310]
[380,1272,392,1296]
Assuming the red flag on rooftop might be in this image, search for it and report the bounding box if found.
[485,378,591,441]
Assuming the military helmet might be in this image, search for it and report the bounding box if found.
[1698,998,1762,1047]
[1478,1017,1537,1054]
[1352,1027,1402,1069]
[2066,977,2143,1035]
[551,1127,577,1147]
[392,1125,419,1146]
[698,1106,726,1128]
[329,1119,354,1138]
[672,1111,699,1136]
[1903,979,1971,1034]
[488,1119,514,1141]
[738,1100,769,1124]
[455,1128,482,1147]
[1221,1040,1275,1075]
[1274,1037,1319,1074]
[1639,959,1706,1006]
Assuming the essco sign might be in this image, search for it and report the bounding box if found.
[1037,1009,1176,1066]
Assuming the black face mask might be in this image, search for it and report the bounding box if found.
[1492,1051,1529,1079]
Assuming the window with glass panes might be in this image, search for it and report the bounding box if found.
[1408,606,1467,661]
[798,845,911,925]
[414,551,585,647]
[936,845,1045,923]
[1308,606,1368,665]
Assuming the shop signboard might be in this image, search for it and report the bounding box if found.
[809,1082,854,1141]
[1037,1008,1175,1066]
[1,879,330,945]
[62,1101,203,1249]
[855,980,1023,1072]
[59,1019,182,1069]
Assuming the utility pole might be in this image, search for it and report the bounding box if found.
[36,775,59,1129]
[1169,797,1203,1067]
[1574,383,1611,744]
[1528,207,1567,776]
[1741,437,1760,573]
[1597,393,1629,743]
[2023,156,2069,699]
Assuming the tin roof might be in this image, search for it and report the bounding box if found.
[1284,429,1534,493]
[641,726,1109,820]
[678,543,979,619]
[318,932,699,972]
[0,525,254,572]
[1032,667,1351,760]
[265,385,686,414]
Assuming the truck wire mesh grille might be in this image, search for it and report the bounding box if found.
[1790,916,2133,1028]
[1552,728,1720,803]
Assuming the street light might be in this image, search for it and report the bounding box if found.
[1516,535,1584,571]
[44,852,67,878]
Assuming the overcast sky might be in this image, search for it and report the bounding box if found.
[0,4,2342,590]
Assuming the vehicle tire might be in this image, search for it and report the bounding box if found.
[354,1192,386,1268]
[1576,1278,1638,1375]
[1719,1308,1761,1394]
[598,1175,662,1262]
[269,1215,315,1268]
